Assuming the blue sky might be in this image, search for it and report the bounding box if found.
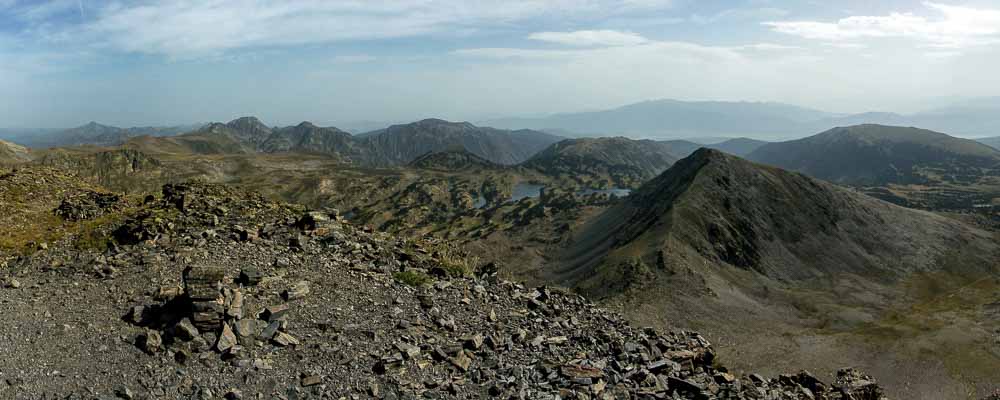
[2,0,1000,128]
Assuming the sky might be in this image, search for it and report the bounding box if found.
[2,0,1000,128]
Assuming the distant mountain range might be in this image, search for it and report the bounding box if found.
[483,100,831,139]
[123,117,562,167]
[483,98,1000,139]
[747,124,1000,186]
[6,96,999,150]
[1,122,203,149]
[361,119,562,166]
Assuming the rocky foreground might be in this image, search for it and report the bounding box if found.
[0,172,888,399]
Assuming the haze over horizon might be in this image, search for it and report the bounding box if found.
[3,0,1000,128]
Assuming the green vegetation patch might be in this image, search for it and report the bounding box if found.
[393,270,432,287]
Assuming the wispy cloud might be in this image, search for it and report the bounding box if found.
[691,7,788,24]
[453,47,582,60]
[13,0,81,21]
[736,43,803,52]
[4,0,679,59]
[332,54,376,64]
[455,39,746,63]
[528,30,648,47]
[765,2,1000,49]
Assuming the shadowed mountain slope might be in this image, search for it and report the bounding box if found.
[262,122,360,158]
[560,148,995,288]
[408,147,501,172]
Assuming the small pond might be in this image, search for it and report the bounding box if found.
[510,183,545,202]
[577,188,632,198]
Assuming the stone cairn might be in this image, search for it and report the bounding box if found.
[134,265,300,358]
[184,266,227,332]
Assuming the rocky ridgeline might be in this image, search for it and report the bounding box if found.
[1,181,887,399]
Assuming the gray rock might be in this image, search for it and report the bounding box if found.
[174,318,200,341]
[138,330,162,354]
[272,332,300,347]
[283,281,310,301]
[216,323,238,352]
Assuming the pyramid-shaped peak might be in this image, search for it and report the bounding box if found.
[686,147,732,162]
[227,116,268,126]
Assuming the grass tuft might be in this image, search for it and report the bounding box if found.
[393,270,432,287]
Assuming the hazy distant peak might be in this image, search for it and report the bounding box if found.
[73,121,121,131]
[410,118,476,129]
[227,116,268,127]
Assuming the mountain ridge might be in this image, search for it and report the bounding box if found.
[545,148,998,398]
[167,117,563,167]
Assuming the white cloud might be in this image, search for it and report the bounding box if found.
[7,0,679,58]
[736,43,803,51]
[823,42,868,50]
[13,0,80,21]
[455,40,745,64]
[691,7,789,24]
[453,47,582,60]
[332,54,376,64]
[924,50,961,59]
[528,30,648,47]
[765,2,1000,49]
